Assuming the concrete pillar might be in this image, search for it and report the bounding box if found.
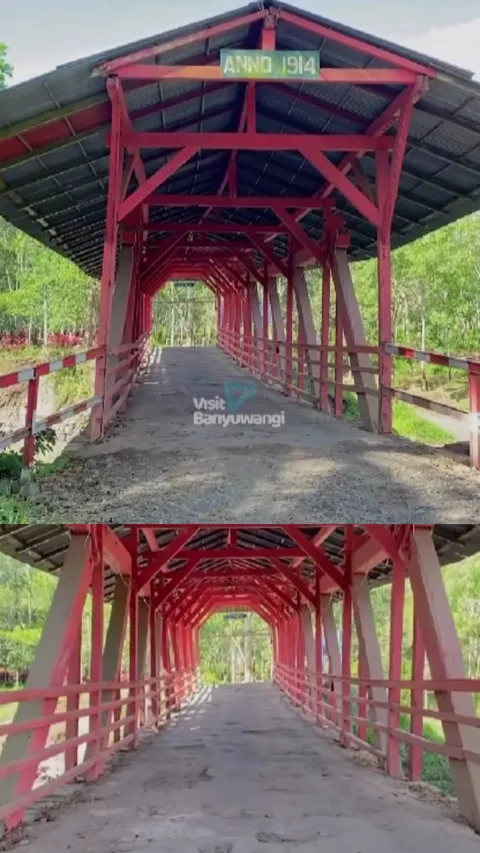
[137,599,150,725]
[300,605,316,711]
[109,246,135,351]
[408,529,480,831]
[352,576,388,755]
[322,596,341,723]
[0,535,93,827]
[250,283,263,373]
[330,249,378,430]
[267,276,286,382]
[293,268,320,399]
[86,574,130,756]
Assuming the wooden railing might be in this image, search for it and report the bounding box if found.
[0,334,150,466]
[0,667,198,830]
[274,663,480,781]
[218,328,480,468]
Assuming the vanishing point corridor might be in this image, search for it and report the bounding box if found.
[19,684,479,853]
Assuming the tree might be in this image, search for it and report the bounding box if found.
[0,44,13,90]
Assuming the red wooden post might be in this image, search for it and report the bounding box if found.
[314,571,323,723]
[128,570,139,747]
[387,556,405,777]
[150,605,158,721]
[91,78,124,440]
[285,256,294,395]
[296,601,306,707]
[262,277,269,380]
[87,526,104,780]
[341,530,353,745]
[468,365,480,469]
[22,376,39,468]
[376,150,393,434]
[320,264,330,412]
[408,602,425,781]
[334,297,343,417]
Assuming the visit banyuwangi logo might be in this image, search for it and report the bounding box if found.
[192,381,285,428]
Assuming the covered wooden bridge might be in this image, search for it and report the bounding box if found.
[0,1,479,492]
[0,523,478,843]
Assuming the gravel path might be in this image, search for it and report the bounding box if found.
[37,347,480,522]
[17,683,478,853]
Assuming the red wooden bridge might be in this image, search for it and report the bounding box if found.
[0,523,479,849]
[0,1,479,521]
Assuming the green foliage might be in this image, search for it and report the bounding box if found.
[0,491,32,523]
[0,44,13,90]
[0,429,58,487]
[0,451,22,481]
[0,217,99,342]
[199,612,272,684]
[53,361,94,408]
[152,283,216,347]
[34,427,57,457]
[343,392,454,445]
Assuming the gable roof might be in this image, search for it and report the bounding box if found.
[1,1,480,276]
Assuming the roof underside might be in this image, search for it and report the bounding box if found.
[1,1,480,277]
[0,524,478,603]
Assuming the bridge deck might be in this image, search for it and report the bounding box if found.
[40,347,479,522]
[21,683,478,853]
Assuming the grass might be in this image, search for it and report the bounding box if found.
[0,686,18,724]
[354,710,453,795]
[344,392,455,445]
[53,362,94,408]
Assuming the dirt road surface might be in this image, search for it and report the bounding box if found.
[15,683,478,853]
[37,347,480,522]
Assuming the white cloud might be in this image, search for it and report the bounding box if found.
[395,17,480,80]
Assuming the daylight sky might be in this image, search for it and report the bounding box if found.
[2,0,480,85]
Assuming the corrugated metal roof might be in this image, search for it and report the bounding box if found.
[0,524,477,602]
[1,0,480,275]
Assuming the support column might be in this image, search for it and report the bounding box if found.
[387,556,405,777]
[322,596,341,725]
[320,264,331,412]
[128,576,138,747]
[408,528,480,830]
[250,283,263,375]
[409,600,425,781]
[300,605,315,712]
[330,250,378,430]
[91,78,124,440]
[293,267,320,400]
[87,533,104,781]
[285,261,294,395]
[267,276,285,383]
[84,575,129,760]
[314,572,323,722]
[262,280,269,380]
[109,247,135,350]
[376,182,393,435]
[65,625,82,772]
[137,599,149,724]
[352,575,388,756]
[0,535,93,829]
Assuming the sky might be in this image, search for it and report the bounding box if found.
[2,0,480,84]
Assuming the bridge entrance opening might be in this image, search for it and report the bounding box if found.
[0,523,479,840]
[1,2,480,523]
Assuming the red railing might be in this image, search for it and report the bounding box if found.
[0,334,150,466]
[274,663,480,779]
[0,667,198,829]
[218,328,480,468]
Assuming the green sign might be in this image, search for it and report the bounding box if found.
[220,49,319,80]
